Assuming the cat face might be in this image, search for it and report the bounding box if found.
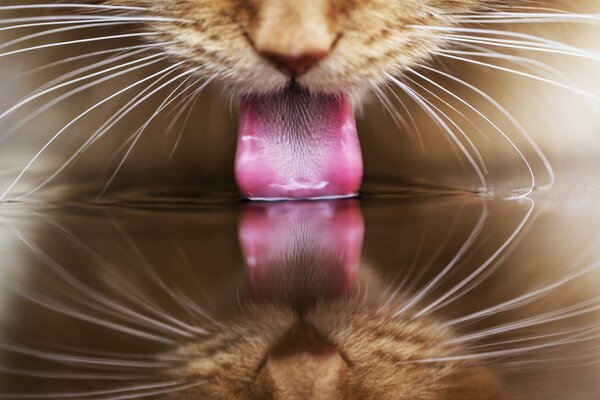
[124,0,481,94]
[102,0,486,200]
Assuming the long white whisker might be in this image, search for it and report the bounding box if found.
[0,364,152,380]
[0,4,149,12]
[15,60,178,198]
[0,51,165,127]
[408,68,536,197]
[387,74,489,191]
[402,74,490,174]
[0,61,180,200]
[420,65,555,190]
[18,42,165,80]
[2,50,167,142]
[0,32,158,59]
[0,341,172,369]
[98,68,202,197]
[8,283,175,344]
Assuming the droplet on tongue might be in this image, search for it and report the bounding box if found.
[235,87,363,200]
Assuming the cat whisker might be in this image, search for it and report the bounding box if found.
[7,282,176,344]
[412,25,600,60]
[21,42,170,88]
[379,80,426,151]
[0,21,162,52]
[438,34,600,62]
[1,50,168,142]
[402,74,490,175]
[387,73,489,192]
[0,15,183,26]
[0,18,156,34]
[441,44,575,84]
[408,67,537,197]
[0,4,150,12]
[97,67,202,197]
[0,51,166,129]
[0,32,159,59]
[61,62,185,176]
[419,64,556,191]
[107,214,211,335]
[168,83,209,158]
[377,226,427,312]
[454,12,600,25]
[367,80,421,148]
[434,51,600,101]
[466,323,600,351]
[36,213,214,337]
[0,61,181,201]
[407,327,600,364]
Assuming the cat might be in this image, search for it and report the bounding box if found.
[1,0,600,399]
[0,0,598,199]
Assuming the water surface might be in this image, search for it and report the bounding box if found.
[0,184,599,398]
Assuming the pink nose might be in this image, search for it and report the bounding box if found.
[259,50,328,77]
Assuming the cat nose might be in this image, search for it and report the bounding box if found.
[248,0,339,78]
[258,49,328,77]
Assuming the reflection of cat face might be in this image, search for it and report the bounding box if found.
[2,197,600,399]
[166,299,503,400]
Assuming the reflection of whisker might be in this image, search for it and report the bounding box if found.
[9,282,176,344]
[105,211,212,335]
[445,260,600,328]
[4,216,197,341]
[416,198,535,317]
[0,341,173,369]
[0,380,195,399]
[396,199,488,315]
[0,364,153,380]
[449,296,600,345]
[405,326,600,364]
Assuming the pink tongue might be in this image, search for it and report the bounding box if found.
[235,89,363,200]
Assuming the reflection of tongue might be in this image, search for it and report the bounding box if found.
[238,201,364,309]
[235,88,363,200]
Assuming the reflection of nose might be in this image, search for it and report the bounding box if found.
[238,200,364,310]
[263,323,347,396]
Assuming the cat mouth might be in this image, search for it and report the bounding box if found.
[234,84,363,200]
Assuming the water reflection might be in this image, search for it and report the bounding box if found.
[0,193,598,398]
[239,201,363,311]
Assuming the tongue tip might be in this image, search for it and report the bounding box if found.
[244,192,360,202]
